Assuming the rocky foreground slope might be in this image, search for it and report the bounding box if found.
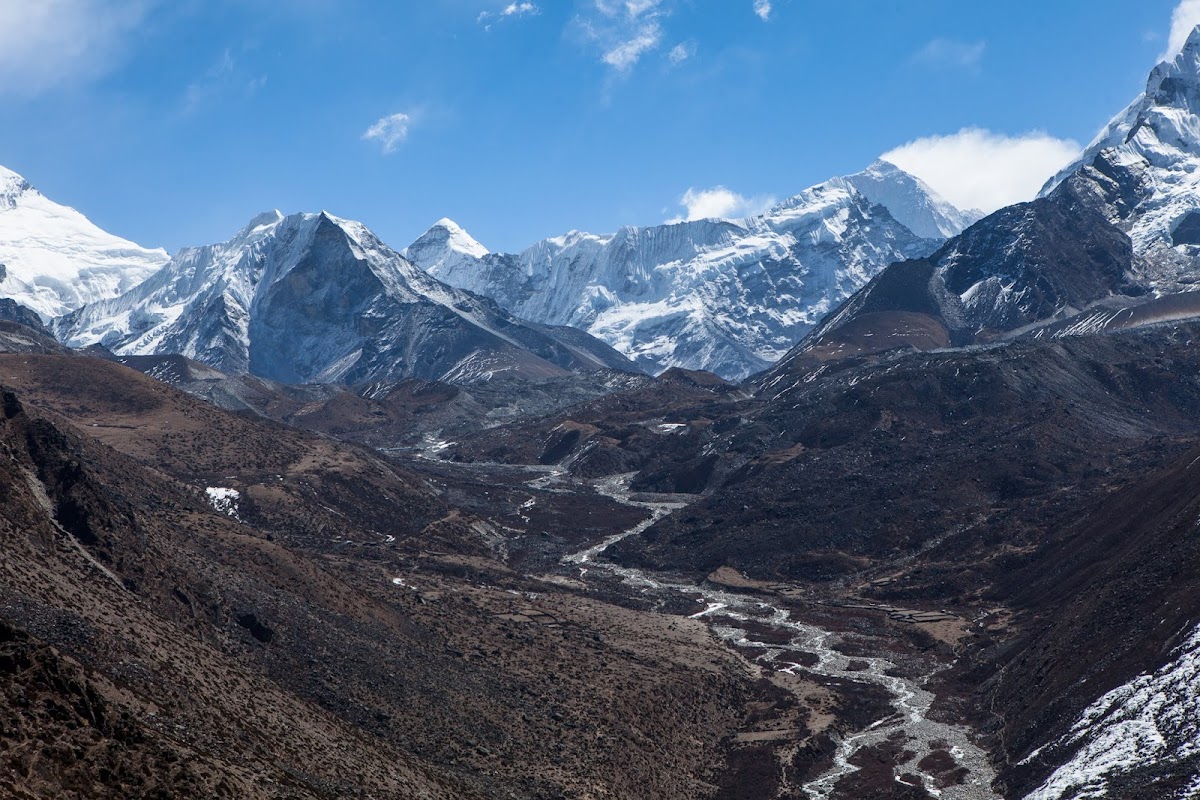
[0,342,798,799]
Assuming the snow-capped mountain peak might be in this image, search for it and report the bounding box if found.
[841,159,983,240]
[1151,23,1200,101]
[408,161,980,379]
[0,163,169,319]
[401,217,491,284]
[243,209,286,233]
[403,218,490,278]
[0,164,32,205]
[56,209,634,385]
[434,217,489,256]
[1036,23,1200,290]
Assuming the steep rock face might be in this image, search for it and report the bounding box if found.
[406,161,979,379]
[1042,25,1200,290]
[55,211,635,385]
[0,164,168,319]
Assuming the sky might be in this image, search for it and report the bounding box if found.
[0,0,1197,255]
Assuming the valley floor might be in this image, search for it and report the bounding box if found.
[394,452,1009,799]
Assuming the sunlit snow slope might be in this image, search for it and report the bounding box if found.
[0,164,168,319]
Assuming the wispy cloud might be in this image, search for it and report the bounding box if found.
[501,1,539,15]
[911,38,986,70]
[753,0,772,21]
[668,186,777,222]
[1164,0,1200,59]
[362,112,413,154]
[0,0,151,96]
[881,128,1081,213]
[668,41,695,66]
[478,2,540,27]
[182,48,267,115]
[578,0,668,74]
[603,25,662,70]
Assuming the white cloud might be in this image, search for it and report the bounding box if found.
[478,2,540,25]
[1163,0,1200,59]
[753,0,772,21]
[912,38,986,70]
[881,128,1081,213]
[668,186,777,223]
[502,1,539,15]
[615,0,663,16]
[580,0,667,73]
[668,41,695,65]
[603,23,662,70]
[0,0,150,96]
[362,112,413,154]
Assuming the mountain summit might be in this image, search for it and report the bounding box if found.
[1041,24,1200,288]
[55,210,635,384]
[837,159,982,240]
[0,164,168,319]
[766,28,1200,373]
[406,162,981,379]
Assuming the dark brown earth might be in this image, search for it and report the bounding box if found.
[0,344,1017,799]
[0,354,779,798]
[444,321,1200,797]
[109,349,653,451]
[12,301,1200,798]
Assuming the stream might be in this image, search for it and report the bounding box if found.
[561,473,1001,800]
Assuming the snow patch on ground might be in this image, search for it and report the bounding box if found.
[205,487,241,519]
[1026,624,1200,799]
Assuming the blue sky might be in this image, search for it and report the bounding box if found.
[0,0,1195,254]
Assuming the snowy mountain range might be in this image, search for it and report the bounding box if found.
[405,160,981,380]
[772,24,1200,374]
[0,165,168,319]
[764,177,1138,378]
[55,210,634,385]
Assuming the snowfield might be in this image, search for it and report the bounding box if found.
[1026,624,1200,799]
[0,164,168,319]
